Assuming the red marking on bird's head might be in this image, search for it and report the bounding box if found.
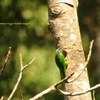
[62,50,67,57]
[56,48,67,57]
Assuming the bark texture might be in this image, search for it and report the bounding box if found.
[47,0,92,100]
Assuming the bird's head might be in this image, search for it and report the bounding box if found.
[56,48,67,57]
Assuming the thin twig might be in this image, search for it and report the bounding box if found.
[29,73,73,100]
[7,49,35,100]
[67,40,94,83]
[57,82,100,96]
[85,40,94,67]
[20,90,24,100]
[18,49,35,71]
[0,96,4,100]
[0,47,11,75]
[23,57,35,71]
[91,90,95,100]
[19,49,23,68]
[7,71,23,100]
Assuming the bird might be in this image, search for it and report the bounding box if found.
[55,48,68,79]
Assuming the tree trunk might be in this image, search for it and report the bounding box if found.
[47,0,92,100]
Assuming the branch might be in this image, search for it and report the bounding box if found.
[20,90,24,100]
[85,40,94,67]
[29,73,74,100]
[7,49,35,100]
[0,96,4,100]
[56,82,100,96]
[0,47,11,75]
[67,40,94,83]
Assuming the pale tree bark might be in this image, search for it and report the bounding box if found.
[47,0,92,100]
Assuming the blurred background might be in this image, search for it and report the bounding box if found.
[0,0,100,99]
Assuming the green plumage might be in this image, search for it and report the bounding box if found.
[55,48,68,78]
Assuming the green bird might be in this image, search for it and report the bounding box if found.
[55,48,68,78]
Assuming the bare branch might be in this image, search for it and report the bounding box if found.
[7,71,23,100]
[91,90,95,100]
[54,73,74,86]
[0,96,4,100]
[19,49,23,68]
[85,40,94,66]
[56,82,100,96]
[29,86,55,100]
[7,49,35,100]
[23,56,35,71]
[67,40,94,83]
[29,73,73,100]
[0,47,11,75]
[18,49,35,71]
[20,90,24,100]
